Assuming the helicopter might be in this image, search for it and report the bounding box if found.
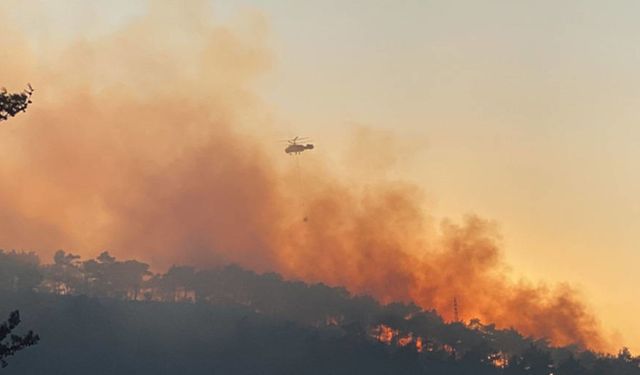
[283,136,314,155]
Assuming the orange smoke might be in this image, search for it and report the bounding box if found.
[0,1,607,350]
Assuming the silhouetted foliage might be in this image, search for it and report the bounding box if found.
[0,81,39,368]
[0,85,33,122]
[0,250,42,292]
[0,310,39,368]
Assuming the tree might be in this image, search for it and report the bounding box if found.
[83,251,117,297]
[556,354,586,375]
[43,250,85,295]
[83,252,151,299]
[0,310,39,367]
[159,266,196,302]
[0,84,38,368]
[112,259,151,300]
[0,85,33,122]
[0,250,43,292]
[506,344,555,375]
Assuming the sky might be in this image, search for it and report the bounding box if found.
[215,0,640,349]
[4,0,639,351]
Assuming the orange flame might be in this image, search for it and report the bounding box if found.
[488,352,509,368]
[373,324,397,344]
[398,334,414,347]
[325,316,340,326]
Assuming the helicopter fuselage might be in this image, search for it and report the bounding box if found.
[285,143,314,154]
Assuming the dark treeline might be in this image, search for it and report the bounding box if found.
[0,249,638,375]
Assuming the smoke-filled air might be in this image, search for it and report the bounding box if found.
[0,0,608,353]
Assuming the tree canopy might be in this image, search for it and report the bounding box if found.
[0,85,33,122]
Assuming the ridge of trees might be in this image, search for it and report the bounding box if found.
[1,249,639,374]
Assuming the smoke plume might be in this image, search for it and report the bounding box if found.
[0,1,607,350]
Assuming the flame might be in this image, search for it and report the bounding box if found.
[488,352,509,368]
[443,344,456,355]
[325,316,341,326]
[398,333,414,347]
[373,324,397,344]
[372,324,426,352]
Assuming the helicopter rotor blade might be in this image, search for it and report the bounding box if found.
[278,137,308,141]
[277,136,312,146]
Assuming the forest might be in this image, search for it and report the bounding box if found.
[0,249,638,374]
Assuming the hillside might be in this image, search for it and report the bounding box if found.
[0,250,638,374]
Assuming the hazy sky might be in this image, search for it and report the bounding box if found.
[7,0,640,350]
[214,0,640,349]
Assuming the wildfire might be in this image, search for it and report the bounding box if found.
[488,352,509,368]
[373,324,397,344]
[0,0,607,352]
[325,316,341,326]
[371,324,426,352]
[443,344,456,355]
[397,333,413,347]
